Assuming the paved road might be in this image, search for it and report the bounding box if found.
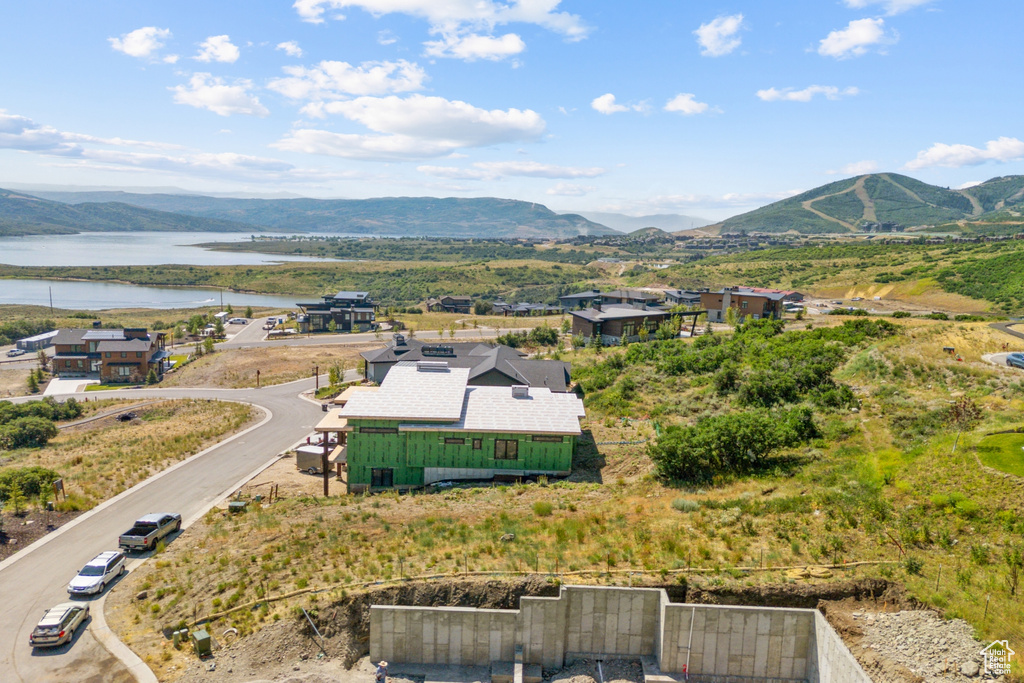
[990,321,1024,345]
[0,378,325,683]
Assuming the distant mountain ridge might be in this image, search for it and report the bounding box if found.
[708,173,1024,234]
[0,188,256,236]
[19,191,617,239]
[563,210,712,232]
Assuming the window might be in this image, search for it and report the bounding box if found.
[532,435,564,443]
[118,367,131,376]
[76,360,83,369]
[121,352,127,358]
[472,439,482,450]
[105,352,110,358]
[371,468,393,488]
[741,301,748,309]
[444,438,465,445]
[136,352,142,358]
[359,427,398,434]
[494,439,519,460]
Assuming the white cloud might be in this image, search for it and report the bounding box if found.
[604,189,802,215]
[108,27,172,59]
[591,93,647,115]
[171,74,269,117]
[756,85,860,102]
[377,30,398,45]
[418,161,605,180]
[195,35,241,63]
[904,137,1024,170]
[826,160,879,175]
[0,109,183,156]
[818,18,894,59]
[268,60,426,101]
[547,183,595,196]
[292,0,588,39]
[956,180,983,190]
[163,54,180,64]
[274,94,545,160]
[664,93,710,115]
[844,0,934,15]
[694,14,743,57]
[276,41,304,57]
[424,32,525,61]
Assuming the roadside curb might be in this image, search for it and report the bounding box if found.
[91,593,159,683]
[0,400,270,575]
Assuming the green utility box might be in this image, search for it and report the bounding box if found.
[228,501,247,514]
[191,629,212,657]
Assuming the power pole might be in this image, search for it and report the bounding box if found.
[314,365,319,391]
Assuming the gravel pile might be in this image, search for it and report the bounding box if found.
[545,658,643,683]
[858,610,1002,681]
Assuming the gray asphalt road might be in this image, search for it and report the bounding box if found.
[0,379,324,682]
[214,325,533,350]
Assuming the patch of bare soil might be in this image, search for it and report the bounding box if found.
[0,365,31,398]
[818,585,1000,683]
[545,658,642,683]
[0,509,84,562]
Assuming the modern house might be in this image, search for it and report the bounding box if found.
[51,328,167,383]
[491,301,563,317]
[569,304,701,345]
[297,291,377,332]
[663,289,704,307]
[334,361,586,492]
[735,287,804,302]
[559,288,663,310]
[700,287,787,323]
[361,335,571,392]
[425,296,472,314]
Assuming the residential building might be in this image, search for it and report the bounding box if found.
[297,291,377,332]
[425,296,472,314]
[361,335,571,392]
[333,361,586,492]
[662,289,704,307]
[570,304,683,345]
[16,330,59,352]
[735,287,804,302]
[559,288,663,310]
[51,328,167,383]
[491,301,563,317]
[700,287,786,323]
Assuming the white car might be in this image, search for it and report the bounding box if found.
[29,603,90,648]
[67,550,126,596]
[228,317,247,325]
[6,348,26,357]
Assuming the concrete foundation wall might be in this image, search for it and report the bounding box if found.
[370,605,517,666]
[370,585,871,682]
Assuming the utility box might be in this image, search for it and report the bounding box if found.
[191,629,212,657]
[228,501,247,514]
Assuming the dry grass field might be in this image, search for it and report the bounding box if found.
[3,399,256,510]
[0,366,32,398]
[160,346,377,389]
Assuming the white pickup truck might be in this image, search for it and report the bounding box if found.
[118,513,181,551]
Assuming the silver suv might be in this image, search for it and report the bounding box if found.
[29,603,90,648]
[67,550,126,596]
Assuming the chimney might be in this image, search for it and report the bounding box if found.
[595,300,602,312]
[392,333,406,347]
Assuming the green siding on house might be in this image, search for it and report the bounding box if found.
[346,418,575,490]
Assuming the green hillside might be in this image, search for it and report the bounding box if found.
[0,189,258,236]
[711,173,1024,234]
[27,191,618,239]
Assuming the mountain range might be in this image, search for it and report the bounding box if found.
[558,210,713,232]
[0,190,617,239]
[709,173,1024,234]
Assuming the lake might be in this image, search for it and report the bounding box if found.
[0,231,338,310]
[0,278,301,310]
[0,231,335,267]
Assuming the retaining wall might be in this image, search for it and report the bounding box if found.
[369,585,872,683]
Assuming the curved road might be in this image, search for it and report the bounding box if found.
[0,377,325,683]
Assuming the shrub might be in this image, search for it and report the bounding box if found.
[0,465,62,502]
[904,555,924,576]
[891,311,911,318]
[0,417,59,449]
[671,498,700,513]
[532,501,554,517]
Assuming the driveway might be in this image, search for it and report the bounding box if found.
[42,377,99,395]
[0,378,325,683]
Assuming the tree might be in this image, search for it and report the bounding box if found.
[26,373,39,394]
[328,364,342,385]
[724,305,740,328]
[173,325,185,344]
[202,337,215,355]
[0,417,59,449]
[146,368,158,385]
[637,325,650,343]
[560,317,571,334]
[448,323,457,339]
[225,303,234,315]
[245,306,254,319]
[214,317,225,337]
[571,334,585,350]
[1006,544,1023,596]
[36,350,49,372]
[5,485,26,515]
[473,300,490,315]
[327,319,337,333]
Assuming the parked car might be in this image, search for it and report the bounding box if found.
[6,348,26,357]
[29,603,90,648]
[118,513,181,551]
[851,297,863,301]
[1007,352,1024,369]
[228,317,247,325]
[67,550,126,596]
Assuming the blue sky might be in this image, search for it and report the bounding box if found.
[1,0,1022,220]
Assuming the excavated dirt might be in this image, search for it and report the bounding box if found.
[546,658,643,683]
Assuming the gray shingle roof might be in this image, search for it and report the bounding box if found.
[401,385,585,435]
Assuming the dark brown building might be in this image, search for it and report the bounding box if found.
[52,328,167,383]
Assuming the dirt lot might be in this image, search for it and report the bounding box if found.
[0,508,83,562]
[161,346,377,389]
[0,365,32,398]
